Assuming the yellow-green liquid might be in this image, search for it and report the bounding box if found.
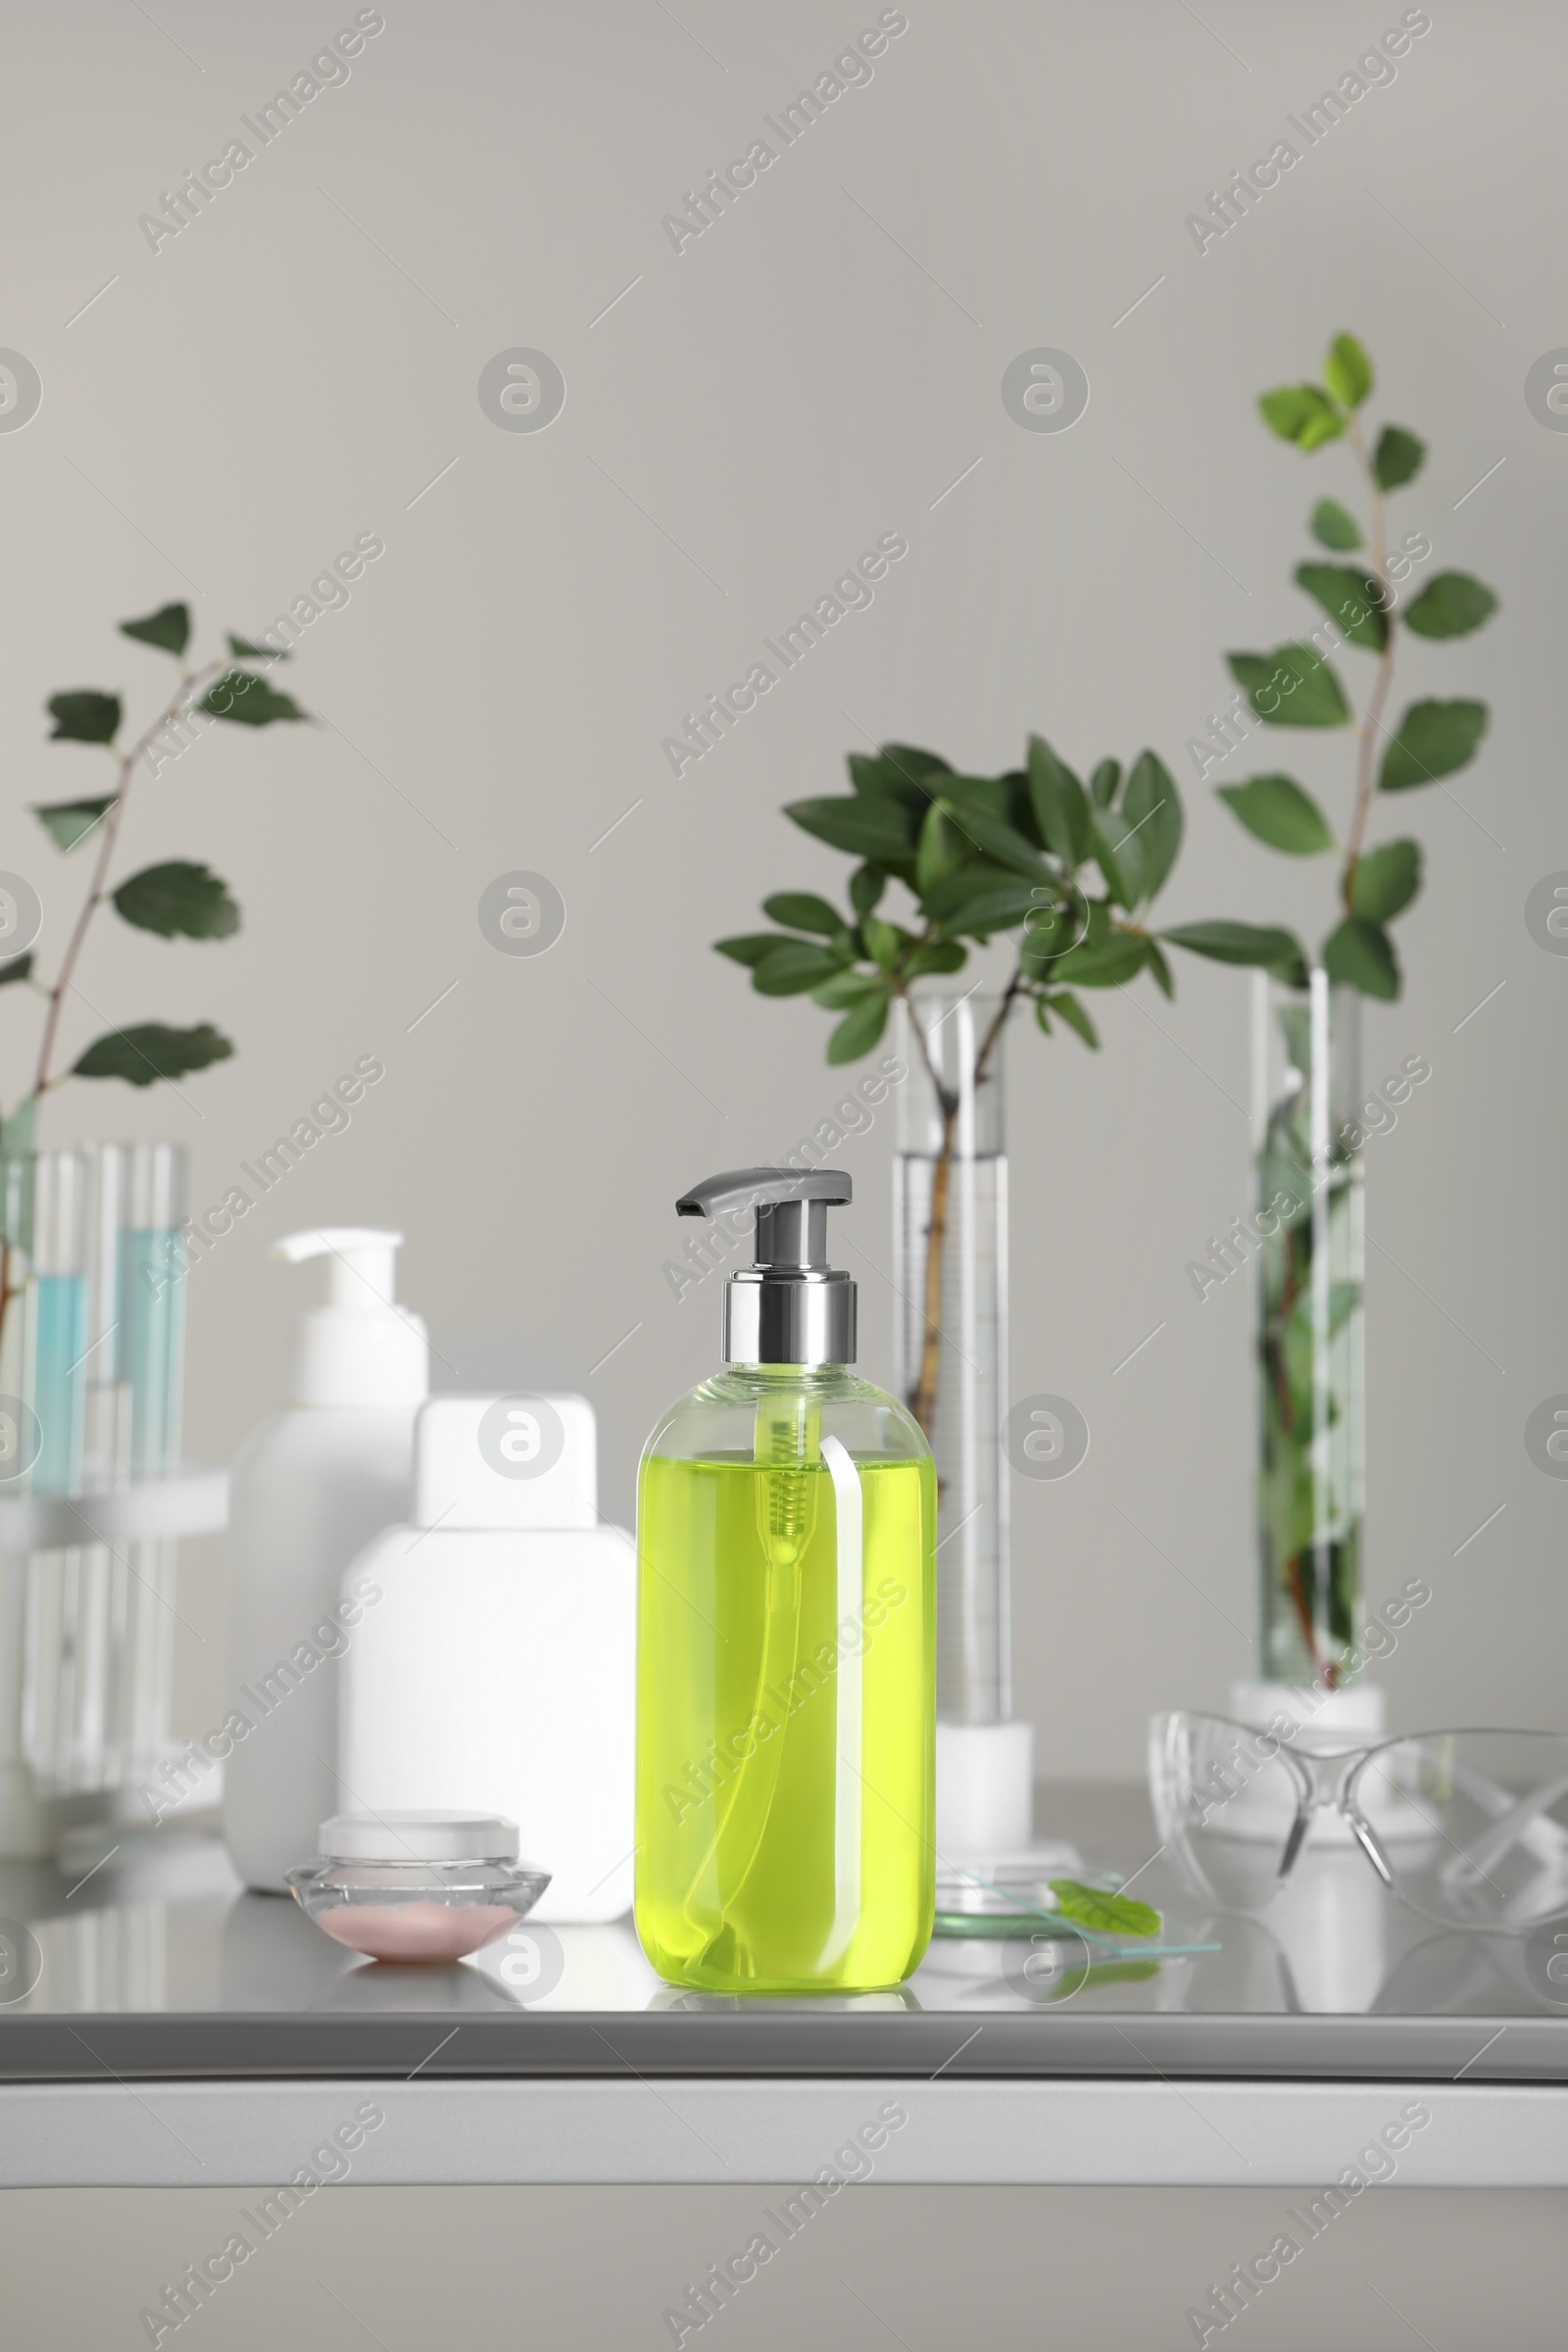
[635,1448,935,1993]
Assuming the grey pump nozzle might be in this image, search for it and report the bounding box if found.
[677,1167,856,1365]
[677,1165,851,1273]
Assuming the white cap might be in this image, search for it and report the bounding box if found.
[413,1394,597,1530]
[318,1809,519,1862]
[274,1227,429,1409]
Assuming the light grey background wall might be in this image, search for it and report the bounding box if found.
[2,0,1560,1777]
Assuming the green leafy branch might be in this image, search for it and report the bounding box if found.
[716,736,1185,1063]
[0,601,310,1341]
[714,736,1184,1434]
[1163,331,1497,1002]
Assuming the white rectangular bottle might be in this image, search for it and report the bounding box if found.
[338,1393,635,1923]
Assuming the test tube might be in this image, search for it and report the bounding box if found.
[118,1142,187,1478]
[0,1146,33,1849]
[116,1143,187,1780]
[27,1148,87,1496]
[68,1147,134,1788]
[20,1151,87,1790]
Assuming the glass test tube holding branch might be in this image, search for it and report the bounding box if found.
[892,993,1010,1728]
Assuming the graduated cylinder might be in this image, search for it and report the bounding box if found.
[891,994,1009,1726]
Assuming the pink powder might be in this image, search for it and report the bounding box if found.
[317,1901,518,1962]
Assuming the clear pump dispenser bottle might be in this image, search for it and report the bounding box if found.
[635,1169,936,1993]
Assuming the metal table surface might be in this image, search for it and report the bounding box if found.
[3,1786,1564,2187]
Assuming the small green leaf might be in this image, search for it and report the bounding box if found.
[786,795,916,864]
[846,751,936,816]
[927,871,1042,938]
[878,743,952,775]
[1322,332,1372,409]
[915,805,972,898]
[226,633,289,662]
[931,774,1010,825]
[1025,736,1092,869]
[0,954,33,988]
[849,864,886,918]
[1090,813,1146,910]
[714,933,799,967]
[1045,990,1099,1048]
[1228,645,1351,728]
[1019,898,1087,968]
[1050,1879,1161,1938]
[1310,497,1363,551]
[1402,571,1498,640]
[1323,914,1399,1000]
[905,939,966,978]
[1258,386,1317,440]
[1258,383,1344,449]
[1090,759,1120,808]
[1349,839,1422,923]
[1001,767,1044,850]
[860,916,904,972]
[1143,939,1175,1000]
[1051,927,1147,988]
[1161,920,1308,976]
[762,893,843,938]
[198,671,309,727]
[1216,774,1335,856]
[1023,898,1106,977]
[1121,751,1184,898]
[934,797,1054,883]
[120,603,191,658]
[48,691,122,745]
[111,860,240,941]
[73,1021,234,1087]
[1373,425,1425,491]
[924,865,1010,917]
[1079,1958,1160,1987]
[971,892,1050,940]
[827,992,890,1064]
[811,969,884,1009]
[32,796,114,853]
[1293,563,1388,653]
[1379,699,1488,791]
[1034,996,1052,1035]
[752,944,846,996]
[1295,406,1345,452]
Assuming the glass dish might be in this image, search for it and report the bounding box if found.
[285,1810,550,1962]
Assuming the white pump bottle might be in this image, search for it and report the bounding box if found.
[223,1228,428,1892]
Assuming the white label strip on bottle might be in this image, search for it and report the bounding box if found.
[818,1435,862,1968]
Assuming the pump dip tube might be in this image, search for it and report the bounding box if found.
[635,1169,936,1993]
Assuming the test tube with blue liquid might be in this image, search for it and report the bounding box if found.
[20,1151,87,1786]
[117,1143,187,1776]
[74,1144,133,1788]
